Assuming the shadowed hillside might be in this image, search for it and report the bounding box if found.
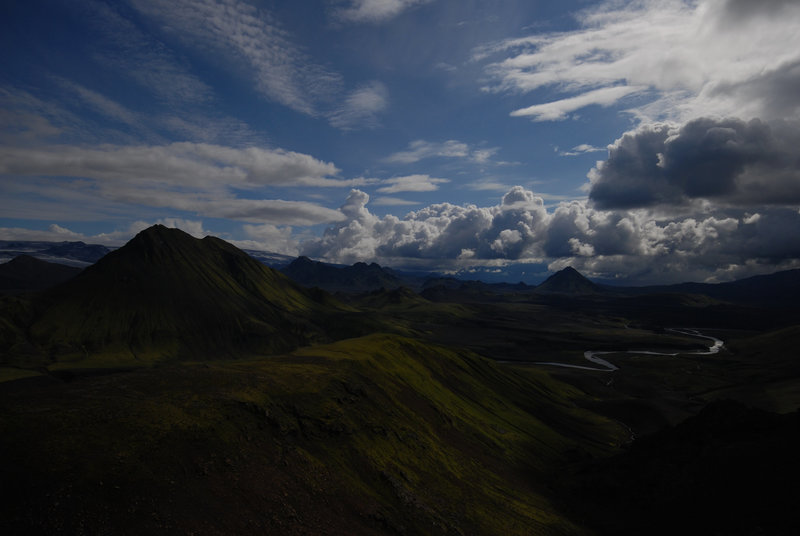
[282,256,407,293]
[534,267,602,295]
[0,255,82,293]
[0,334,626,535]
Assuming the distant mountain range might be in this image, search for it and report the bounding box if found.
[610,269,800,306]
[277,257,800,308]
[0,240,111,266]
[3,234,800,308]
[281,255,409,293]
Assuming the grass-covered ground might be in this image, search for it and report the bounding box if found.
[0,333,626,535]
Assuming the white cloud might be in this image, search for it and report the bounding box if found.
[385,139,498,165]
[0,142,354,226]
[376,174,450,193]
[0,143,347,189]
[334,0,433,23]
[299,185,800,284]
[0,219,207,247]
[559,144,606,157]
[238,223,299,256]
[386,139,469,163]
[130,0,342,115]
[468,179,512,192]
[88,0,213,106]
[55,78,141,128]
[327,81,389,130]
[479,0,800,123]
[511,85,645,122]
[372,196,421,206]
[302,186,550,264]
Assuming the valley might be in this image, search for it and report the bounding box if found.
[1,226,799,535]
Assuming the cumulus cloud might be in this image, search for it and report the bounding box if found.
[300,185,800,284]
[302,186,550,264]
[588,117,800,209]
[478,0,800,123]
[334,0,433,23]
[238,223,300,256]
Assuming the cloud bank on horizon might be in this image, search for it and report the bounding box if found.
[1,0,799,284]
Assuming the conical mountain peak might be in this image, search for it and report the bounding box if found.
[536,266,599,294]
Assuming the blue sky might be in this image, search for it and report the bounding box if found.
[2,0,800,284]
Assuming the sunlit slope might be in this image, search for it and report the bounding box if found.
[0,333,626,535]
[29,225,352,364]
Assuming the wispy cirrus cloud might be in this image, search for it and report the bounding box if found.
[0,143,348,189]
[510,85,645,122]
[88,0,213,106]
[327,81,389,129]
[478,0,800,123]
[385,139,498,164]
[333,0,434,23]
[0,142,358,226]
[130,0,343,115]
[376,174,450,194]
[372,196,421,206]
[558,143,605,157]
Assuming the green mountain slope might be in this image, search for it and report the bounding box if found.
[0,333,626,535]
[25,225,354,366]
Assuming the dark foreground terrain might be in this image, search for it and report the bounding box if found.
[1,226,799,535]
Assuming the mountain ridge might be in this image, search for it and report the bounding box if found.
[21,225,353,364]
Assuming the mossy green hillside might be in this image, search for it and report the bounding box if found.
[18,226,362,366]
[0,333,626,535]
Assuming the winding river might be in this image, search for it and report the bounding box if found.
[528,328,724,372]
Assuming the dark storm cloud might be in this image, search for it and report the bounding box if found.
[589,117,800,209]
[709,59,800,123]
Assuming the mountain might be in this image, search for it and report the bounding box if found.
[282,256,407,293]
[0,240,110,266]
[353,286,431,309]
[24,225,353,364]
[0,255,82,293]
[40,241,110,263]
[534,266,602,295]
[609,268,800,307]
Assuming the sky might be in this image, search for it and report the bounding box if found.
[1,0,800,284]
